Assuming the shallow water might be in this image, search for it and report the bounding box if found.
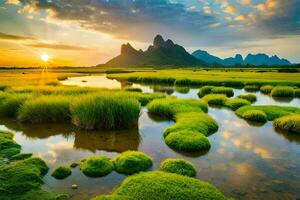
[0,75,299,200]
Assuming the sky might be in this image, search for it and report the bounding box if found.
[0,0,299,67]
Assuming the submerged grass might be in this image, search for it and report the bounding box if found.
[273,115,300,133]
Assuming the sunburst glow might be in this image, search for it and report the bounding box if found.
[41,54,49,62]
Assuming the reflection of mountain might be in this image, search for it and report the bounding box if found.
[73,129,140,153]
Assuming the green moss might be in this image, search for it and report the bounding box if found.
[18,96,71,123]
[211,87,234,97]
[260,85,274,94]
[160,158,196,177]
[51,166,72,179]
[80,155,114,177]
[70,94,141,130]
[242,110,268,123]
[225,98,251,111]
[91,171,229,200]
[0,130,21,159]
[70,162,78,168]
[202,94,228,105]
[11,153,32,161]
[237,94,257,103]
[271,86,295,97]
[198,86,214,97]
[273,114,300,133]
[236,105,300,121]
[113,151,153,175]
[165,131,211,152]
[175,87,190,94]
[244,84,260,91]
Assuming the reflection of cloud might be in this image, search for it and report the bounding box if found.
[44,141,73,164]
[254,147,271,159]
[223,131,232,139]
[235,163,251,175]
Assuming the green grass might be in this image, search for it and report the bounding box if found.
[225,98,251,111]
[123,86,142,92]
[211,87,234,97]
[244,84,260,91]
[175,87,190,94]
[91,171,229,200]
[160,158,196,177]
[273,115,300,133]
[0,93,33,117]
[202,94,228,106]
[198,86,214,97]
[70,94,141,130]
[80,155,114,177]
[271,86,295,97]
[51,166,72,179]
[260,85,274,94]
[295,89,300,98]
[113,151,153,175]
[0,130,21,159]
[236,105,300,121]
[242,110,268,123]
[237,94,257,103]
[147,98,216,152]
[18,95,71,123]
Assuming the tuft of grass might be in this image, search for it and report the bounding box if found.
[91,171,229,200]
[223,80,244,88]
[160,158,196,177]
[244,84,260,92]
[70,94,141,130]
[242,110,268,123]
[123,86,142,93]
[260,85,274,94]
[51,166,72,179]
[211,87,234,97]
[175,87,190,94]
[18,95,71,123]
[271,86,295,97]
[0,93,33,117]
[295,89,300,98]
[273,114,300,133]
[10,153,32,161]
[225,98,251,111]
[202,94,228,106]
[113,151,153,175]
[198,86,214,97]
[236,105,300,121]
[80,155,114,177]
[165,130,211,152]
[237,94,257,103]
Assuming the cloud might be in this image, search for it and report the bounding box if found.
[15,0,217,41]
[237,0,251,5]
[27,42,92,50]
[224,5,237,14]
[235,15,246,21]
[0,32,35,40]
[5,0,20,6]
[203,6,212,14]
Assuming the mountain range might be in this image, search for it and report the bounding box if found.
[192,50,291,66]
[105,35,291,67]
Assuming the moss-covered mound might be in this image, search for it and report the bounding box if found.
[244,84,260,91]
[198,86,215,97]
[0,130,21,159]
[273,114,300,133]
[80,155,114,177]
[237,94,257,103]
[242,110,268,123]
[52,166,72,179]
[236,105,300,121]
[91,171,229,200]
[202,94,228,105]
[147,98,217,152]
[113,151,153,175]
[211,87,234,97]
[271,86,295,97]
[260,85,274,94]
[225,98,251,111]
[165,130,211,152]
[160,158,196,177]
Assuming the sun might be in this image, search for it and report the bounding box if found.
[40,54,49,62]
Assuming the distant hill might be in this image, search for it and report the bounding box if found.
[192,50,291,66]
[105,35,206,67]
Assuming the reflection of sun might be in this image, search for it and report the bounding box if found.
[41,53,49,62]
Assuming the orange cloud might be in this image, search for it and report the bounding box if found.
[224,5,237,14]
[6,0,20,6]
[27,42,92,51]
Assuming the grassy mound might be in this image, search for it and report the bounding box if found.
[147,98,217,152]
[237,94,257,103]
[271,86,295,97]
[18,96,71,123]
[211,87,234,97]
[113,151,153,175]
[0,93,33,117]
[70,94,141,130]
[273,115,300,133]
[160,158,196,177]
[198,86,214,97]
[225,98,251,111]
[165,130,211,152]
[91,171,229,200]
[123,87,142,93]
[0,130,21,158]
[80,155,114,177]
[202,94,228,105]
[260,85,274,94]
[294,89,300,98]
[236,105,300,121]
[242,110,268,123]
[175,87,190,94]
[51,166,72,179]
[244,84,260,91]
